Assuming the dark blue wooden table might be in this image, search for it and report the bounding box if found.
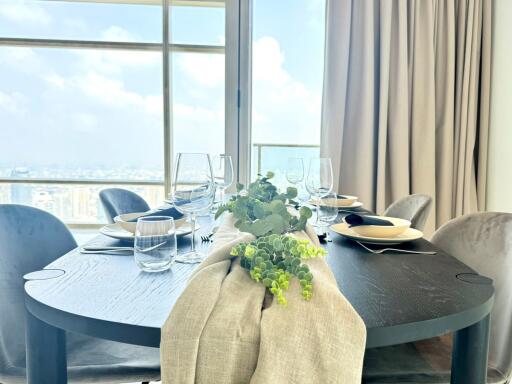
[24,215,494,384]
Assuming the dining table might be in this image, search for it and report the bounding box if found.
[24,211,494,384]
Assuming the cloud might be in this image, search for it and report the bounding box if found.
[173,103,224,153]
[0,91,27,114]
[73,49,160,76]
[101,26,139,42]
[176,53,224,87]
[71,113,98,134]
[252,36,322,145]
[74,72,162,116]
[0,0,52,25]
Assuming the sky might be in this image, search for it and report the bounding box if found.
[0,0,326,177]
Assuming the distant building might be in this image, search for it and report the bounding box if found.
[10,167,32,204]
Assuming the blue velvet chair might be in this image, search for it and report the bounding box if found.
[0,204,159,383]
[383,194,433,231]
[99,188,150,223]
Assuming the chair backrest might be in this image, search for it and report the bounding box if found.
[0,204,77,378]
[383,194,433,230]
[99,188,150,223]
[431,212,512,380]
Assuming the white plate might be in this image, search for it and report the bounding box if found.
[337,201,363,210]
[309,195,358,208]
[100,222,199,241]
[308,201,363,211]
[330,222,423,245]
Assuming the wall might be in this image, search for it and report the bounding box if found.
[486,0,512,212]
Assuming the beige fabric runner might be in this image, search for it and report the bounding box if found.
[161,214,366,383]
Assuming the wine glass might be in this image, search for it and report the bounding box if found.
[286,157,304,186]
[317,192,338,240]
[305,158,333,226]
[172,153,215,264]
[211,154,234,208]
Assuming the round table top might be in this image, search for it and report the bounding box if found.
[25,215,494,348]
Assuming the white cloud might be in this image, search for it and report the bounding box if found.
[176,53,224,87]
[252,36,322,145]
[173,103,224,153]
[75,72,162,116]
[0,91,27,114]
[74,49,160,76]
[71,113,98,134]
[0,0,52,25]
[101,26,138,42]
[44,73,66,88]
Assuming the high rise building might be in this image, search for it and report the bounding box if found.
[9,167,32,205]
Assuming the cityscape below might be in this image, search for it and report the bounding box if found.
[0,145,319,224]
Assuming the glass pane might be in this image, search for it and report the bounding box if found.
[171,5,225,46]
[0,47,164,182]
[172,51,225,155]
[0,182,164,224]
[250,0,326,188]
[0,0,162,42]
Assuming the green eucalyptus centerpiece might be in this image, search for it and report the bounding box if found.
[215,172,327,305]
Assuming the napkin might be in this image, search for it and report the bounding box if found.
[345,214,393,227]
[127,206,184,222]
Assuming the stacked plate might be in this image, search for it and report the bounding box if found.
[309,194,363,210]
[100,211,199,241]
[330,215,423,245]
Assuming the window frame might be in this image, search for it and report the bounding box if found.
[0,0,248,226]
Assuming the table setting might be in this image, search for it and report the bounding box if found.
[22,153,495,384]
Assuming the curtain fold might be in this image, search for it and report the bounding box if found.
[321,0,492,234]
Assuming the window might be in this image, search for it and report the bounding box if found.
[0,0,230,225]
[250,0,326,188]
[0,0,328,224]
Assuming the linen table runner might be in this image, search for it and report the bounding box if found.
[160,214,366,383]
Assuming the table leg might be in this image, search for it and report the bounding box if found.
[451,314,490,384]
[26,309,68,384]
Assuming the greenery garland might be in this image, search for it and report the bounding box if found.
[216,172,327,305]
[231,234,326,305]
[215,171,313,236]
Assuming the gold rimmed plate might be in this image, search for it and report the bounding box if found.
[330,222,423,245]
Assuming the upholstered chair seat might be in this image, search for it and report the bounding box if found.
[0,204,160,383]
[99,188,151,223]
[383,194,433,231]
[363,212,512,384]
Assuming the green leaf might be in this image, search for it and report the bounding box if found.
[286,186,298,199]
[266,213,287,234]
[214,204,230,220]
[299,206,313,219]
[236,182,244,192]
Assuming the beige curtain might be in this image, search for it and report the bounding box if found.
[321,0,492,234]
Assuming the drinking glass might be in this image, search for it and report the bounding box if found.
[286,157,304,186]
[134,216,176,272]
[305,158,334,226]
[317,192,338,239]
[211,154,234,207]
[172,153,215,263]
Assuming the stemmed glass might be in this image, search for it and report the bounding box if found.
[305,158,334,226]
[286,157,304,186]
[172,153,215,264]
[317,192,338,240]
[211,154,234,208]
